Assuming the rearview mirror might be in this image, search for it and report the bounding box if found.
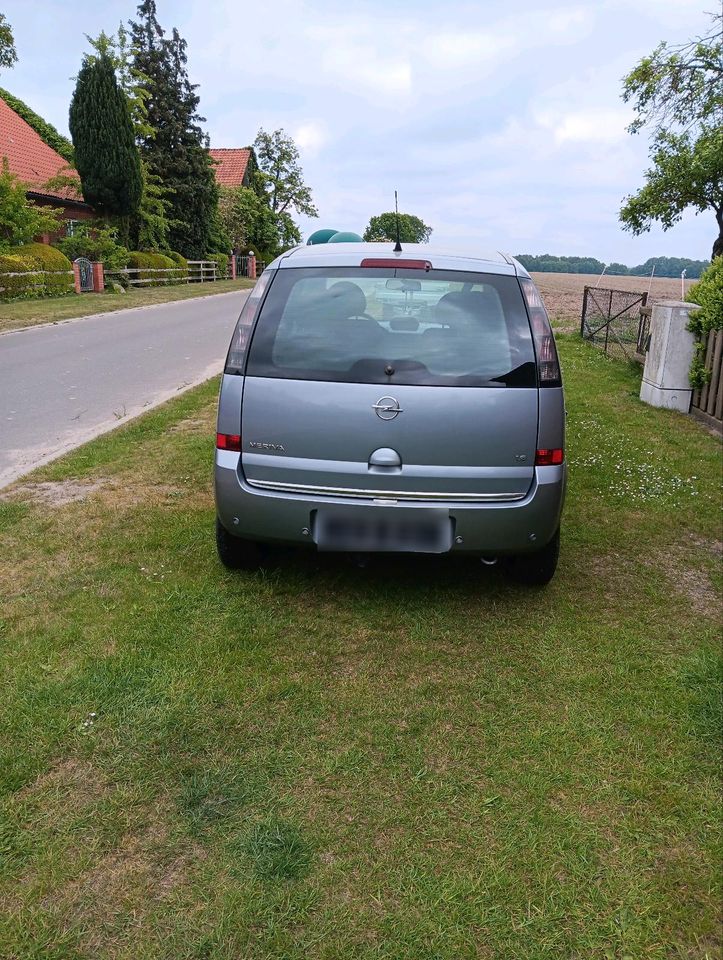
[385,279,422,292]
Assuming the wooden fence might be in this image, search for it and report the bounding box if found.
[104,259,221,287]
[691,328,723,429]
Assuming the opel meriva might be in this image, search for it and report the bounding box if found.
[215,243,566,584]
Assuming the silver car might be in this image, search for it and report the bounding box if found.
[215,243,566,584]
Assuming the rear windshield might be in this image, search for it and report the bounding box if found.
[241,267,536,387]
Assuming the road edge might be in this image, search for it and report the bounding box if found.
[0,361,224,490]
[0,286,251,339]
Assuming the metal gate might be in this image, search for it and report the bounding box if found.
[580,286,649,361]
[74,257,93,292]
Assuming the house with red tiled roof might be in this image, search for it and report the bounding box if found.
[209,147,257,189]
[0,95,93,237]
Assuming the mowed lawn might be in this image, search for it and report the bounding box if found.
[0,337,720,960]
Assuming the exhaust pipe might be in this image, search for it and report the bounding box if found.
[480,556,498,566]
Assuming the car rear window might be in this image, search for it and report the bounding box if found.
[241,267,536,387]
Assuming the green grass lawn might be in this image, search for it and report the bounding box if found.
[0,337,720,959]
[0,278,254,334]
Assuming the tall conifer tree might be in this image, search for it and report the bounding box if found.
[69,53,142,218]
[129,1,218,258]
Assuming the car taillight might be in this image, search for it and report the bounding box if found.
[216,433,241,451]
[535,448,564,466]
[519,277,561,387]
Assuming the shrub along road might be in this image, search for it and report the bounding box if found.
[0,337,720,958]
[0,285,250,487]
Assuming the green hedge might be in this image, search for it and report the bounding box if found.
[0,244,74,299]
[167,250,189,282]
[204,252,229,279]
[0,253,41,299]
[127,251,178,287]
[17,243,73,295]
[687,258,723,388]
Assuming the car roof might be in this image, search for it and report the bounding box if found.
[268,243,530,278]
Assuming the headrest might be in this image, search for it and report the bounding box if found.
[325,281,367,319]
[434,291,481,325]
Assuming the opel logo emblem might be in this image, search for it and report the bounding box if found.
[372,396,402,420]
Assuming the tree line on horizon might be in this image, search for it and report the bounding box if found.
[515,254,709,279]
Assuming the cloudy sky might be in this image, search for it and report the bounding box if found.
[4,0,716,263]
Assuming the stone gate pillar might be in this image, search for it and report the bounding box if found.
[640,300,697,412]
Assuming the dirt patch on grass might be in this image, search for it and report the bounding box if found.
[2,478,110,507]
[655,539,721,619]
[168,417,209,434]
[15,758,108,807]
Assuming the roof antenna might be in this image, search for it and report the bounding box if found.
[393,190,402,252]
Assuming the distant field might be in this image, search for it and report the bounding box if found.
[531,272,689,331]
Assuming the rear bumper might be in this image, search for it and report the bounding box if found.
[214,451,566,555]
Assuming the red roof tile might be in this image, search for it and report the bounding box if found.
[0,96,82,203]
[209,147,252,187]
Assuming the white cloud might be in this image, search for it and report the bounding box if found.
[293,121,329,157]
[536,107,634,144]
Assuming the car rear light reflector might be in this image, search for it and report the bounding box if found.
[360,258,432,270]
[216,433,242,451]
[519,277,562,387]
[535,448,564,466]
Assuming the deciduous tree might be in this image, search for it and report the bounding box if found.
[0,14,17,70]
[0,162,61,248]
[363,212,432,244]
[218,185,286,257]
[253,128,318,219]
[620,12,723,259]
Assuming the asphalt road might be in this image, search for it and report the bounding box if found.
[0,289,249,488]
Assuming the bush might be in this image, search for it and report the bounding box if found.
[56,224,130,271]
[686,257,723,388]
[0,253,42,299]
[167,250,189,282]
[16,243,73,295]
[204,251,229,280]
[128,251,178,286]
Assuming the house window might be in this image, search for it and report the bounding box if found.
[66,220,81,237]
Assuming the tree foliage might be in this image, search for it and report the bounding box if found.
[0,162,62,249]
[129,1,219,258]
[253,128,318,218]
[685,257,723,388]
[620,126,723,259]
[55,222,130,271]
[622,14,722,134]
[83,26,171,250]
[620,12,723,259]
[217,185,296,257]
[363,212,433,244]
[0,13,17,70]
[687,256,723,330]
[515,253,709,278]
[69,53,142,218]
[85,25,154,140]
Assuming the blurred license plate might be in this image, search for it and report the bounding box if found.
[315,507,451,553]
